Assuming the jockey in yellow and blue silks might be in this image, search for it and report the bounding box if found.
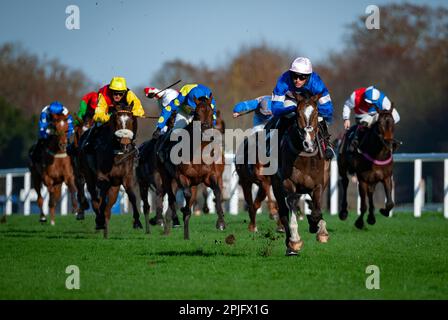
[233,96,273,133]
[271,57,335,160]
[152,84,217,139]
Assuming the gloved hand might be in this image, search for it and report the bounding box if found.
[152,128,162,139]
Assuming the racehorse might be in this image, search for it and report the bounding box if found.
[70,113,95,220]
[270,93,330,255]
[192,110,226,215]
[136,112,181,233]
[79,102,143,238]
[160,95,226,239]
[338,105,396,229]
[235,131,283,233]
[28,113,78,225]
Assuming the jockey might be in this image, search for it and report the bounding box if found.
[271,57,334,160]
[31,101,74,161]
[233,95,273,133]
[83,77,144,150]
[151,83,217,139]
[144,87,179,133]
[74,91,98,126]
[342,86,400,151]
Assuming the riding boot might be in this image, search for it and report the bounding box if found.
[82,124,99,152]
[319,121,335,160]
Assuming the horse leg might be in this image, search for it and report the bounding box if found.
[181,187,193,240]
[355,181,368,229]
[380,176,394,217]
[96,180,109,232]
[74,172,88,220]
[103,185,119,239]
[241,181,257,232]
[272,177,302,255]
[210,176,226,231]
[367,184,377,225]
[124,186,142,230]
[191,185,200,216]
[263,181,284,232]
[202,186,210,214]
[49,184,61,226]
[338,161,350,221]
[66,175,79,217]
[32,170,46,223]
[139,182,151,234]
[310,187,329,243]
[167,188,180,228]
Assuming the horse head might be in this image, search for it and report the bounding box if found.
[111,101,137,153]
[373,103,395,150]
[49,113,70,152]
[293,92,320,153]
[193,95,214,130]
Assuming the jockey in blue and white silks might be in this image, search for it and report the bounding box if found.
[144,87,179,133]
[39,101,74,140]
[271,57,333,123]
[233,95,273,132]
[152,83,217,139]
[271,57,334,159]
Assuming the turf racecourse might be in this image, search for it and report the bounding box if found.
[0,211,447,300]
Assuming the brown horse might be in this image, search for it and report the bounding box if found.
[235,129,283,233]
[136,112,181,233]
[79,103,142,238]
[28,113,78,225]
[192,110,226,215]
[338,105,396,229]
[270,93,330,255]
[160,95,226,239]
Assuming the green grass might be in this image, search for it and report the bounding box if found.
[0,211,447,299]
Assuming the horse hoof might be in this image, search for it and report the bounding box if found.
[172,221,181,228]
[367,215,376,225]
[354,219,364,230]
[39,217,47,223]
[95,224,105,230]
[339,210,348,221]
[50,221,55,226]
[133,220,143,229]
[317,233,329,243]
[379,208,390,217]
[276,226,286,233]
[248,224,258,233]
[289,240,304,252]
[76,213,85,221]
[203,207,210,214]
[285,247,298,256]
[308,224,318,234]
[216,223,226,231]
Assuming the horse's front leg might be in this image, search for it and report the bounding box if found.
[309,186,329,243]
[380,175,394,217]
[48,184,62,226]
[103,185,119,239]
[355,180,368,229]
[338,158,350,221]
[209,175,225,231]
[272,177,302,255]
[96,179,109,232]
[31,170,46,223]
[65,175,79,217]
[139,181,151,234]
[181,186,193,240]
[367,184,377,225]
[123,176,142,229]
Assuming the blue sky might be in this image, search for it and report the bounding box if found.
[0,0,446,88]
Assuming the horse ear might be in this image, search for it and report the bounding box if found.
[293,92,303,102]
[130,101,134,108]
[390,102,395,112]
[374,105,380,113]
[194,97,200,106]
[208,93,213,104]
